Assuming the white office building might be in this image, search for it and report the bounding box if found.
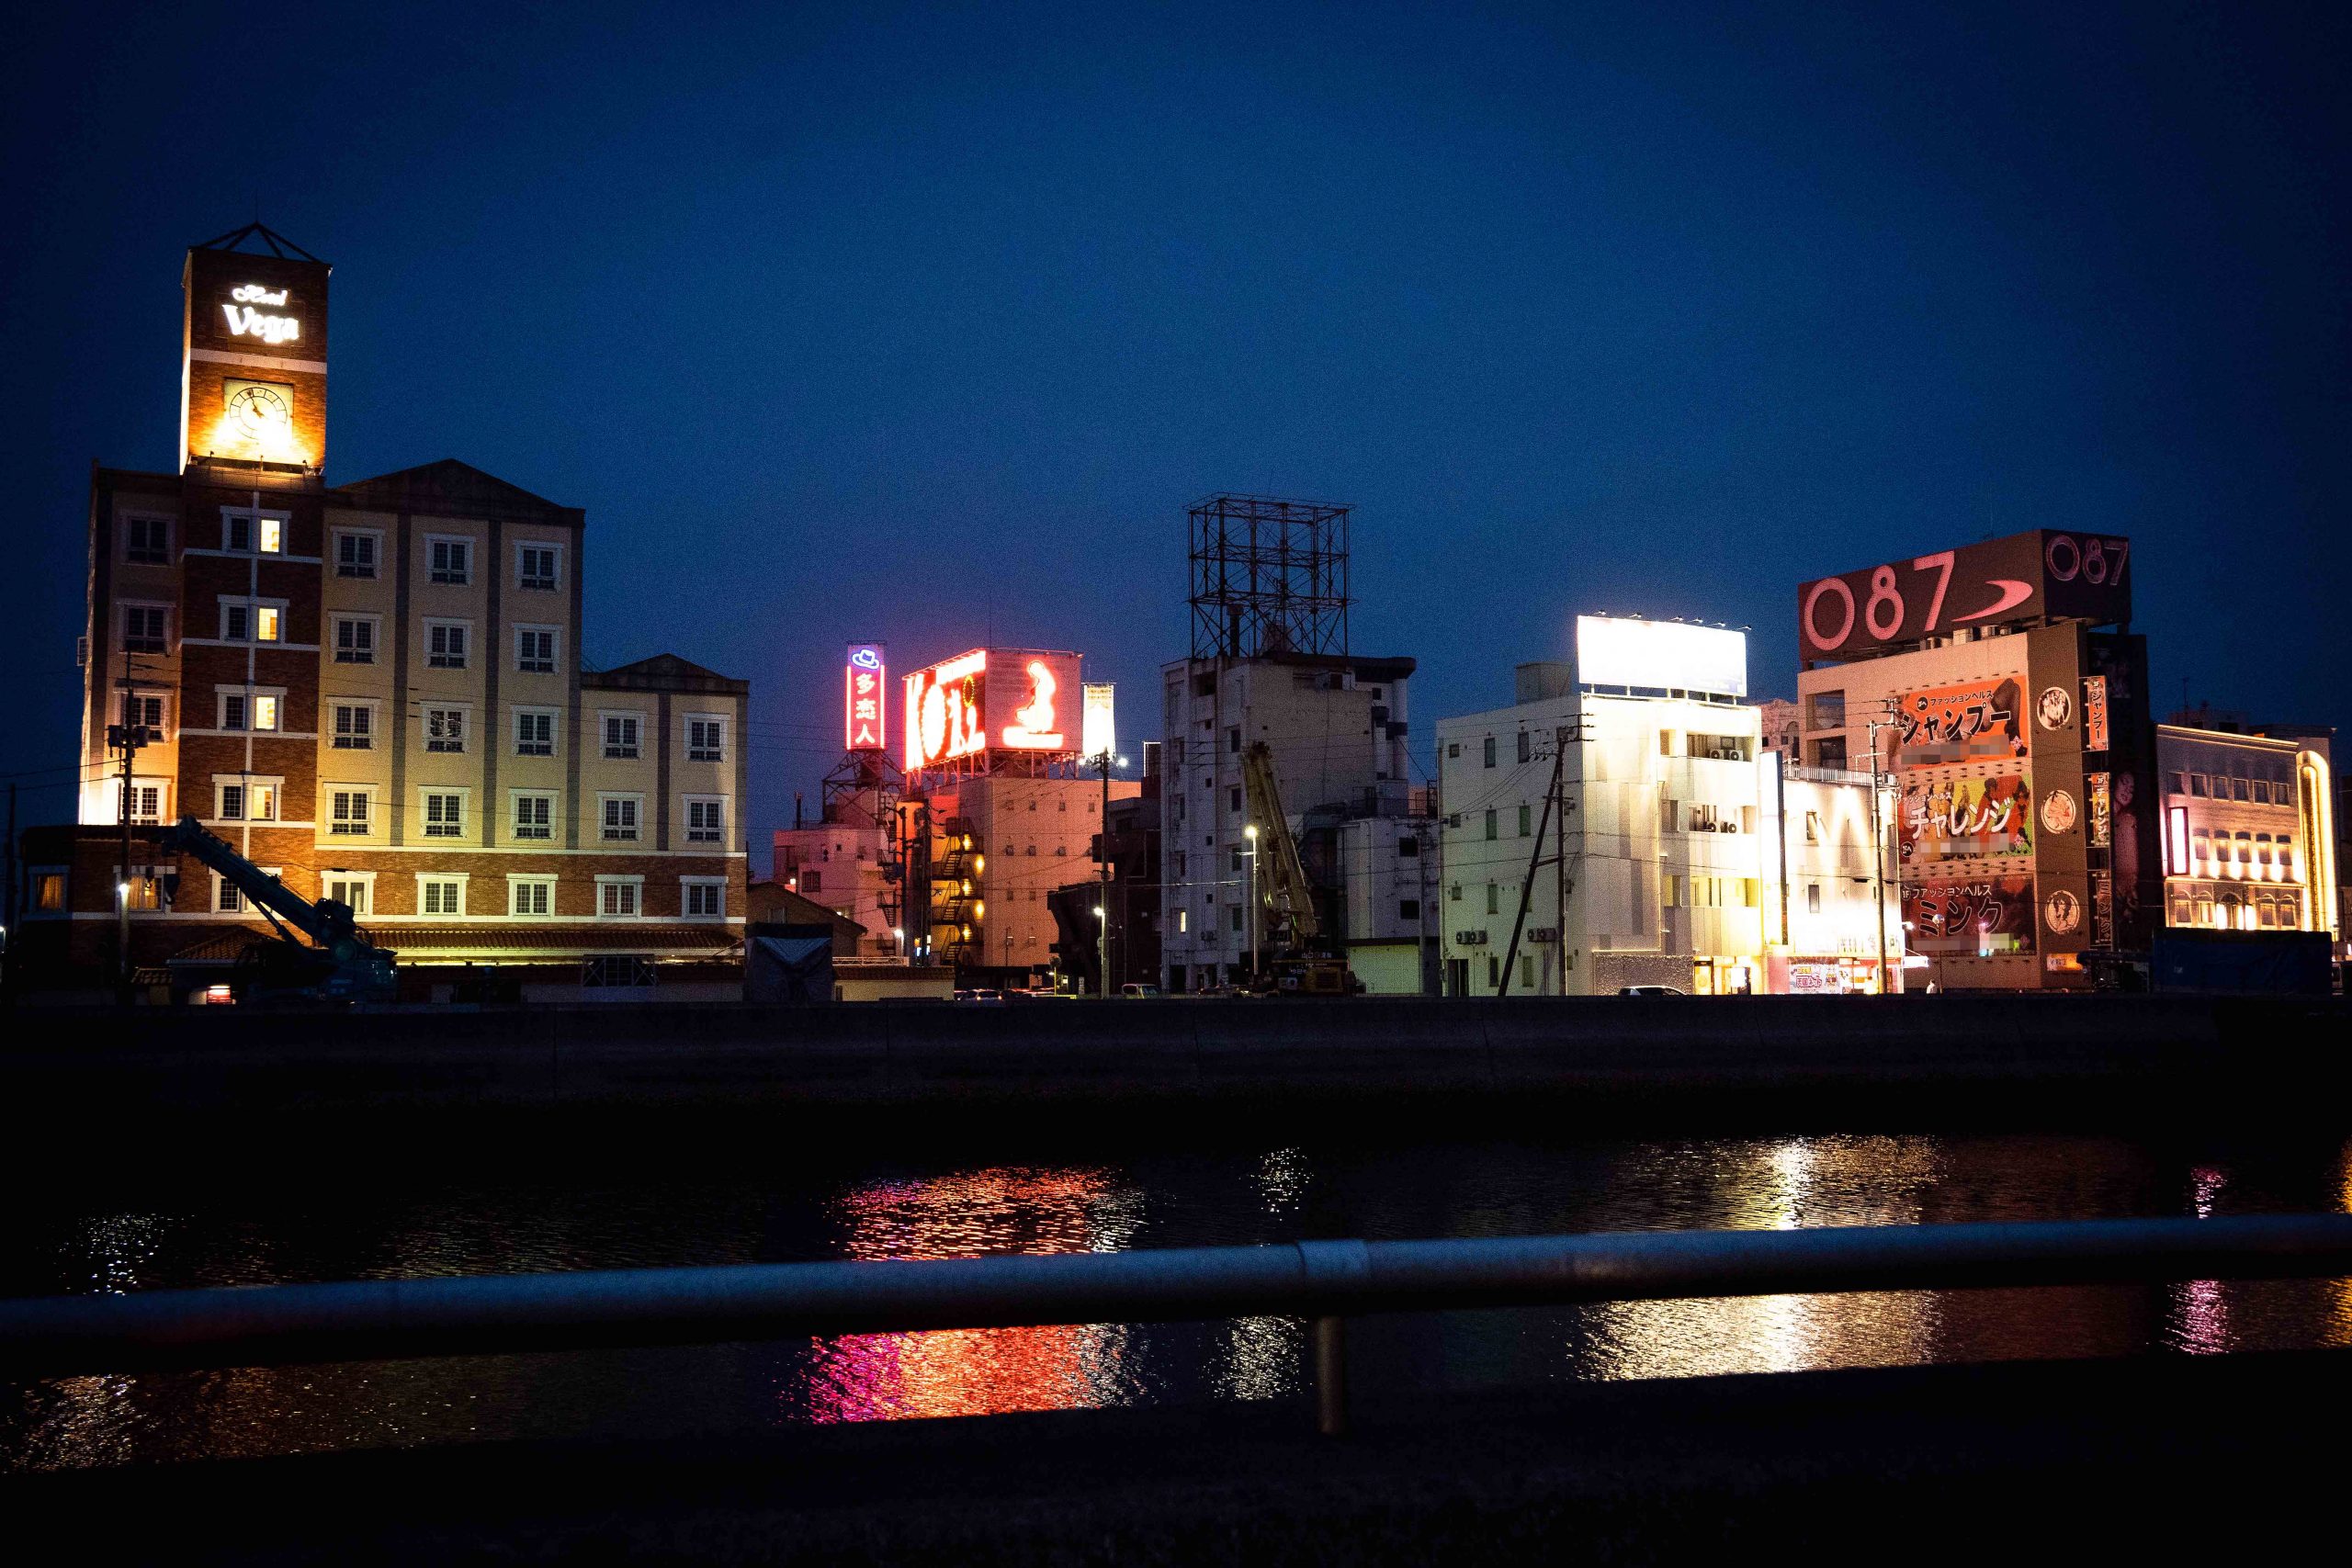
[1435,617,1897,996]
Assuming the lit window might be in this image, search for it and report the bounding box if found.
[251,694,278,731]
[247,784,277,821]
[255,606,281,642]
[257,517,283,554]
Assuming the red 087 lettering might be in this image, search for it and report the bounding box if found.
[1805,549,1955,651]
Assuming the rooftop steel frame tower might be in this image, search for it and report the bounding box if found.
[1188,495,1351,660]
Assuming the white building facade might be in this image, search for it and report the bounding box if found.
[1437,625,1896,997]
[1158,651,1417,991]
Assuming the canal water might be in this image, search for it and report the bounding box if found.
[6,1129,2349,1469]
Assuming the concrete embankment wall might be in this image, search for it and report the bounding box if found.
[6,996,2345,1132]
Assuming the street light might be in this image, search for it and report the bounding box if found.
[892,925,905,959]
[1242,824,1261,982]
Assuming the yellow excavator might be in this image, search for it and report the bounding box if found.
[1238,742,1362,997]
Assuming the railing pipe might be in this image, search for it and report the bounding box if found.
[3,1216,2349,1382]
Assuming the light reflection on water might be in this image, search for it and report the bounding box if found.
[6,1132,2351,1468]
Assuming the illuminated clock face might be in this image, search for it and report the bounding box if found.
[225,382,291,438]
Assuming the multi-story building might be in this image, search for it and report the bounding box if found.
[1338,815,1439,994]
[26,223,748,1000]
[1756,697,1802,762]
[1770,761,1899,992]
[2154,722,2337,940]
[1436,622,1892,996]
[893,646,1137,986]
[1158,649,1417,990]
[1794,529,2157,990]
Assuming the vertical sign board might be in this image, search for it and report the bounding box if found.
[2082,675,2110,754]
[2086,632,2159,949]
[1081,682,1116,761]
[2025,622,2092,978]
[844,643,887,752]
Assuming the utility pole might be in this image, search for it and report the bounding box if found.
[1554,724,1570,996]
[1243,823,1261,983]
[1863,701,1900,995]
[1097,748,1114,996]
[107,681,151,1001]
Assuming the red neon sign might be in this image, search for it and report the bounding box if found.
[844,643,887,752]
[901,648,1083,770]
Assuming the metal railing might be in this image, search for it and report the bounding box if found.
[5,1216,2349,1437]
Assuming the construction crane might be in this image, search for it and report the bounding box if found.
[153,815,399,1004]
[1238,742,1361,996]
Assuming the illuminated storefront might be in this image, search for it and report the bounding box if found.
[2155,725,2337,939]
[1794,530,2158,990]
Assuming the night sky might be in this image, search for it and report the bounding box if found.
[5,3,2344,857]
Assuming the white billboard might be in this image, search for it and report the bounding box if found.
[1574,615,1747,698]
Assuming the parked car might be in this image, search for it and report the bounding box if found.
[1119,983,1162,998]
[1616,985,1686,997]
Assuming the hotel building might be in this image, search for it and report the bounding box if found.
[26,223,748,999]
[2154,722,2337,941]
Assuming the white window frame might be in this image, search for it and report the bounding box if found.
[508,874,559,918]
[513,705,560,758]
[425,534,474,586]
[325,784,377,838]
[321,870,377,914]
[423,702,471,754]
[119,689,171,740]
[684,712,728,763]
[514,624,560,675]
[598,792,644,843]
[420,788,469,840]
[331,613,380,665]
[220,505,291,555]
[514,540,563,592]
[595,874,645,919]
[414,873,469,917]
[681,793,728,846]
[333,527,382,580]
[600,710,644,761]
[123,513,173,566]
[210,866,280,915]
[123,776,169,826]
[217,595,289,643]
[330,699,379,750]
[120,601,171,654]
[213,774,284,823]
[213,683,288,732]
[424,617,472,670]
[680,876,728,920]
[510,789,558,842]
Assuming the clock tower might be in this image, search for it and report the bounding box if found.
[180,223,331,476]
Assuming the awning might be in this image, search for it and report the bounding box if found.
[167,924,741,966]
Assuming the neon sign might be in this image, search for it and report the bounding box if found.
[844,642,887,751]
[222,284,300,345]
[901,648,1084,771]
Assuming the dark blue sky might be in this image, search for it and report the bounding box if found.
[5,2,2344,852]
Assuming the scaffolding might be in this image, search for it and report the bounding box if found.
[1189,495,1351,660]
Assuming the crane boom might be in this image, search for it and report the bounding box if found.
[1239,742,1321,944]
[153,815,397,1001]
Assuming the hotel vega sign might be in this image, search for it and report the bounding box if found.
[220,282,302,345]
